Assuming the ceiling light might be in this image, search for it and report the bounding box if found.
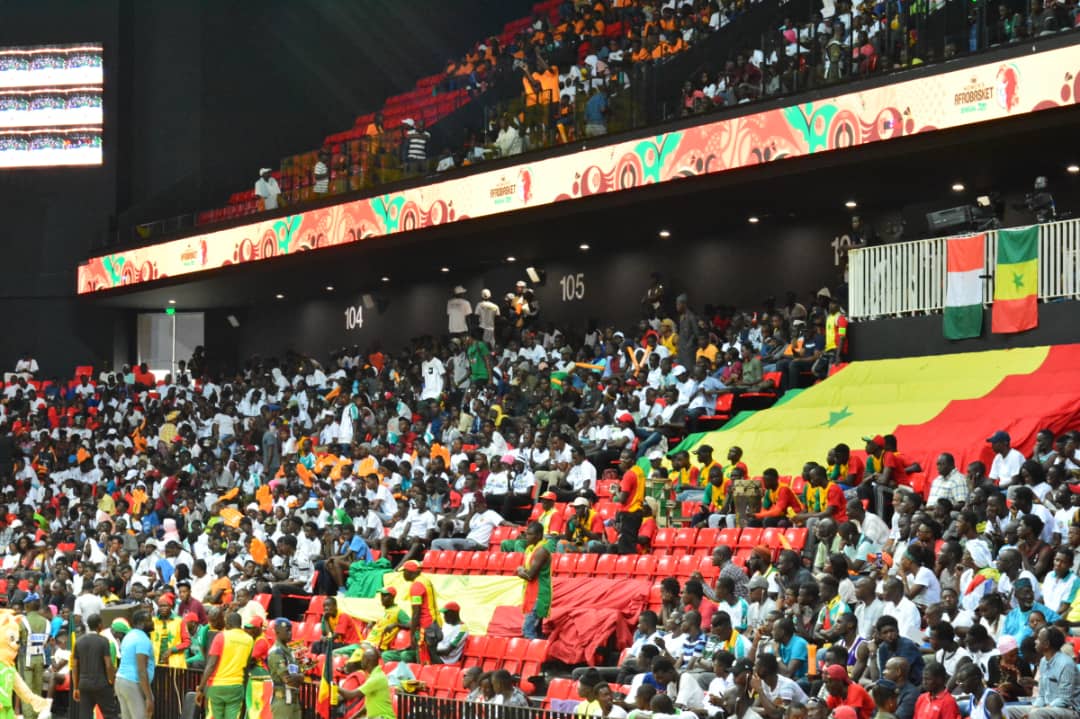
[506,256,516,263]
[1068,164,1080,174]
[845,200,857,209]
[658,229,671,238]
[275,293,285,299]
[325,285,334,291]
[748,216,760,224]
[951,182,965,192]
[440,267,450,273]
[381,276,390,282]
[167,299,176,305]
[579,243,590,250]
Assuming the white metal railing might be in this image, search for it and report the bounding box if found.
[849,218,1080,319]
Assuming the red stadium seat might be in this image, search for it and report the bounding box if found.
[449,551,468,574]
[760,527,784,553]
[733,548,753,567]
[653,527,675,551]
[673,528,696,553]
[389,629,412,652]
[468,552,488,574]
[574,553,598,577]
[634,555,657,580]
[522,638,549,678]
[463,635,487,662]
[485,553,505,574]
[502,552,524,574]
[694,528,719,550]
[648,583,663,612]
[502,637,530,674]
[784,528,809,551]
[699,555,720,582]
[613,555,637,577]
[418,664,441,687]
[738,528,763,548]
[655,555,678,579]
[552,553,575,575]
[481,637,507,672]
[594,554,617,577]
[718,528,740,547]
[675,554,699,579]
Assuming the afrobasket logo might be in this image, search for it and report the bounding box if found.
[179,239,208,267]
[489,175,518,206]
[995,63,1021,112]
[953,75,995,114]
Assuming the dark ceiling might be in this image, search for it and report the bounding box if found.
[89,101,1080,312]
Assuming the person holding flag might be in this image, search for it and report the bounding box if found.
[402,560,442,662]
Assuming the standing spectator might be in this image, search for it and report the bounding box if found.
[254,168,281,210]
[584,85,609,137]
[404,119,430,175]
[72,614,121,719]
[475,289,501,346]
[518,522,552,639]
[115,610,154,719]
[266,619,303,719]
[446,286,472,337]
[676,294,699,368]
[494,116,523,157]
[20,595,49,719]
[196,612,254,719]
[312,151,330,196]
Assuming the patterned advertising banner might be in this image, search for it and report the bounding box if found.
[77,43,1080,294]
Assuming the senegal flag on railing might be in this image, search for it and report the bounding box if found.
[992,226,1039,333]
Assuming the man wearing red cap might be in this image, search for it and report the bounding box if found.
[823,663,875,719]
[149,593,189,669]
[433,602,469,665]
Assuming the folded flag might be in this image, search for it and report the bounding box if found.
[992,226,1039,333]
[944,234,984,340]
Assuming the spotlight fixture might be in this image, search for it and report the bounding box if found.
[506,256,517,263]
[658,229,671,238]
[1068,164,1080,174]
[381,276,390,282]
[951,182,965,192]
[440,267,450,273]
[579,243,590,250]
[845,200,858,209]
[325,285,334,291]
[167,299,176,305]
[748,216,760,224]
[275,293,285,299]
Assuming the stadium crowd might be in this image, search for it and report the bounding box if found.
[2,277,1080,719]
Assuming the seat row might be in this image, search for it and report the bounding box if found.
[483,526,809,555]
[421,549,723,583]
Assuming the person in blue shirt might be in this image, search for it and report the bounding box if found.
[584,86,608,137]
[772,617,809,680]
[875,614,924,686]
[115,610,155,719]
[1002,579,1060,643]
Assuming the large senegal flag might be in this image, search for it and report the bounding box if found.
[992,226,1039,333]
[677,345,1080,481]
[943,235,984,340]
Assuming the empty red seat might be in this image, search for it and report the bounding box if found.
[594,554,617,577]
[552,553,574,575]
[635,555,657,580]
[694,528,719,550]
[655,555,677,579]
[718,528,740,547]
[481,636,507,672]
[485,553,505,574]
[463,634,487,662]
[449,551,468,574]
[502,637,530,674]
[675,554,699,579]
[760,528,784,553]
[653,527,675,551]
[673,527,696,551]
[784,527,808,551]
[573,553,597,577]
[522,638,549,678]
[613,555,637,577]
[502,552,524,574]
[738,528,763,548]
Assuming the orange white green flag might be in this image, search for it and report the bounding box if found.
[943,234,984,340]
[992,226,1039,333]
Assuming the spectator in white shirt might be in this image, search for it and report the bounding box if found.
[446,286,472,336]
[254,168,281,210]
[312,151,330,195]
[987,430,1025,489]
[557,446,597,502]
[14,353,38,377]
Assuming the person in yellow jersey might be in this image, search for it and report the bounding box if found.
[195,612,254,719]
[149,593,189,668]
[500,492,563,552]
